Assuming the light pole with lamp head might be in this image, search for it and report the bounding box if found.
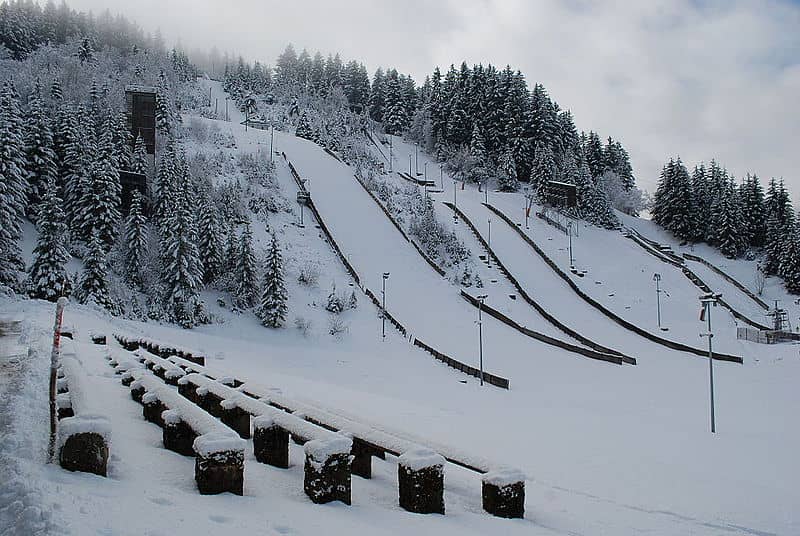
[653,273,663,329]
[699,292,721,433]
[476,294,488,386]
[381,272,390,340]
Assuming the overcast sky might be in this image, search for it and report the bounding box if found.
[72,0,800,196]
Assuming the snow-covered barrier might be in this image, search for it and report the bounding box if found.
[398,449,446,514]
[683,253,769,310]
[127,370,245,495]
[486,203,744,364]
[57,342,111,477]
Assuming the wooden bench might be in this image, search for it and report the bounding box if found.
[127,370,245,495]
[131,349,186,386]
[57,340,111,477]
[178,373,353,505]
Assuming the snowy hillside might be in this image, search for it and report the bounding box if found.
[2,74,798,536]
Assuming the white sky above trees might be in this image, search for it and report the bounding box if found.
[69,0,800,197]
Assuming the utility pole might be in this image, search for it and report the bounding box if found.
[476,295,488,386]
[382,272,390,340]
[700,293,721,433]
[487,219,492,268]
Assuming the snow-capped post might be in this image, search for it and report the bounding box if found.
[398,448,445,514]
[142,392,167,427]
[252,416,290,468]
[303,435,353,505]
[48,296,68,462]
[482,468,526,518]
[193,432,246,495]
[220,397,251,439]
[349,436,373,479]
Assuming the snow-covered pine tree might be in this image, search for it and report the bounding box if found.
[50,78,63,102]
[197,197,224,284]
[652,158,695,242]
[256,232,288,328]
[0,79,28,287]
[779,222,800,294]
[27,177,71,301]
[741,174,766,248]
[155,76,172,136]
[690,164,710,242]
[123,190,148,288]
[79,125,121,248]
[62,105,90,235]
[234,224,259,308]
[295,112,315,141]
[160,163,204,327]
[24,79,58,219]
[78,37,93,63]
[497,148,520,192]
[710,180,746,258]
[531,141,556,201]
[130,132,149,176]
[76,230,114,310]
[153,139,178,224]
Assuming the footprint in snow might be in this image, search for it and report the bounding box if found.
[208,514,232,524]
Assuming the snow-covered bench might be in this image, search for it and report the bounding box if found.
[166,354,241,386]
[127,370,245,495]
[115,333,206,366]
[105,349,141,377]
[57,340,111,477]
[179,373,353,505]
[131,349,186,386]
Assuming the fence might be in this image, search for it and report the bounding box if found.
[737,327,800,344]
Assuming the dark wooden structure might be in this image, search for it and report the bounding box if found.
[545,180,577,209]
[125,85,157,154]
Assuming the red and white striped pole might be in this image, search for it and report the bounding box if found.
[48,297,68,462]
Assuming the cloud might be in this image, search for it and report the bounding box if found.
[69,0,800,198]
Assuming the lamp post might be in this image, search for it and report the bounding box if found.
[415,145,419,175]
[476,294,488,386]
[568,221,574,268]
[389,136,393,172]
[700,293,721,433]
[653,273,663,329]
[270,125,274,162]
[424,162,428,183]
[381,272,390,340]
[440,165,443,189]
[487,219,492,268]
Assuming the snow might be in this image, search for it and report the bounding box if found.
[482,468,526,487]
[399,448,445,471]
[192,432,245,457]
[303,435,352,462]
[1,79,798,536]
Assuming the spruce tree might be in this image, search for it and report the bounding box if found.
[130,132,149,175]
[497,148,519,192]
[0,80,28,287]
[76,230,114,310]
[256,233,288,328]
[197,198,224,284]
[295,112,315,141]
[161,164,204,327]
[24,79,58,219]
[123,190,148,288]
[710,180,746,258]
[764,179,793,275]
[27,177,72,301]
[779,222,800,294]
[235,224,259,308]
[531,141,556,200]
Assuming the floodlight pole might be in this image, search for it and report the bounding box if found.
[700,294,719,433]
[568,222,574,267]
[654,273,663,328]
[382,272,390,340]
[477,295,488,386]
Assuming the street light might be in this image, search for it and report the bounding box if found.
[653,273,663,329]
[567,221,575,268]
[700,292,721,433]
[476,294,488,386]
[381,272,390,340]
